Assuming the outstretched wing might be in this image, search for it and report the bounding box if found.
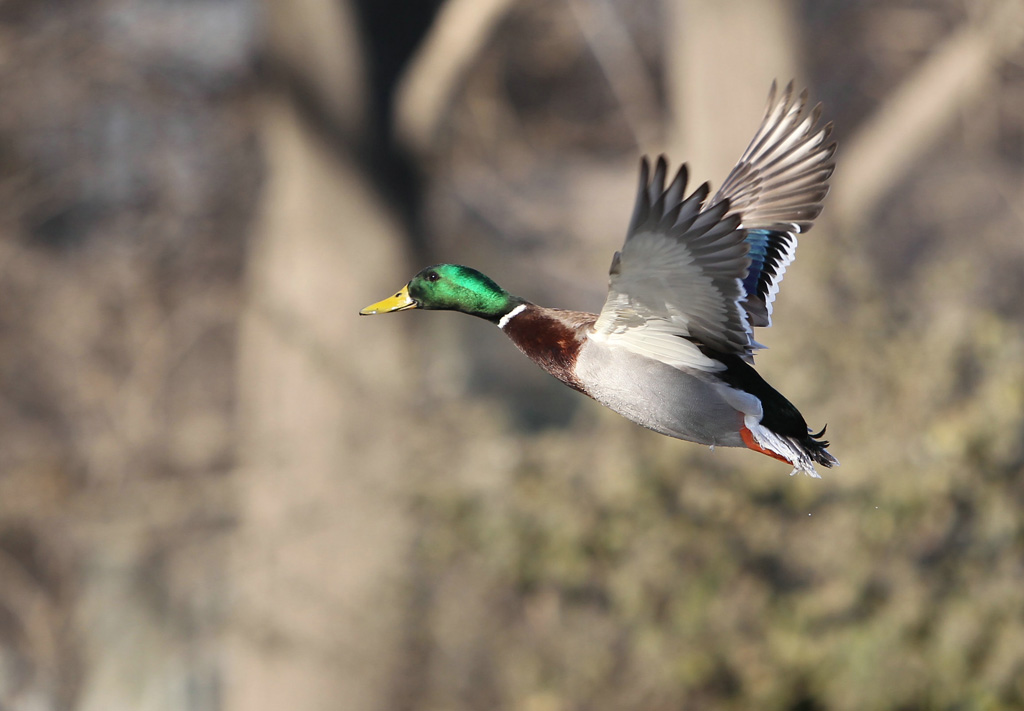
[712,81,836,327]
[590,156,752,371]
[590,83,834,370]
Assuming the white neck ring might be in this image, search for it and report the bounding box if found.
[498,304,527,330]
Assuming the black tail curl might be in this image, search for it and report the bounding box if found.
[802,424,837,468]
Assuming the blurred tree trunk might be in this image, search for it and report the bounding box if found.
[666,0,798,184]
[228,2,415,709]
[664,0,806,361]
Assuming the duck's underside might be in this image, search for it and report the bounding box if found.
[573,339,836,477]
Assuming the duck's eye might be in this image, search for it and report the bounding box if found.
[425,271,440,282]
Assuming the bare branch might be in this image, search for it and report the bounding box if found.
[832,0,1024,230]
[566,0,663,149]
[394,0,517,155]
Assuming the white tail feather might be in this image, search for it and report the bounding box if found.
[743,415,829,478]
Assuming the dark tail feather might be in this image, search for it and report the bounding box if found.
[802,424,838,468]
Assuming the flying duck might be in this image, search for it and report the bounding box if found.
[360,82,838,477]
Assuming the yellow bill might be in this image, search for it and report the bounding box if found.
[359,284,417,315]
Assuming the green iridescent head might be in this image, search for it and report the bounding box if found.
[359,264,521,322]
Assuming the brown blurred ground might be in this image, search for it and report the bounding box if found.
[1,1,1024,710]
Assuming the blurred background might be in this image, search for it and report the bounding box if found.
[1,0,1024,709]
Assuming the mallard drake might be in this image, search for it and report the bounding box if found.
[361,82,838,477]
